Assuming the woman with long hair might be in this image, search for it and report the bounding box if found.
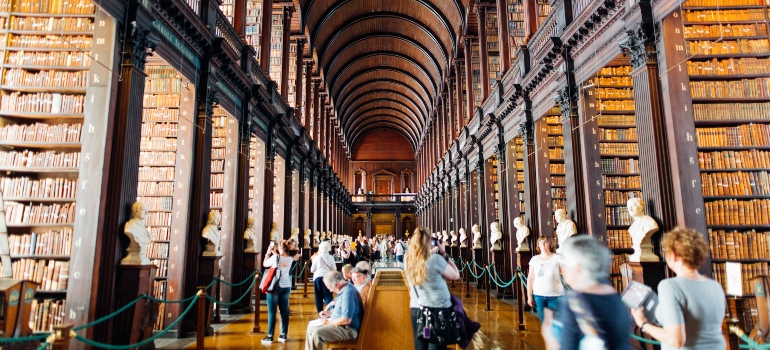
[261,239,299,344]
[310,240,336,312]
[404,227,461,350]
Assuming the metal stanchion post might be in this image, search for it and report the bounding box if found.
[485,267,491,311]
[252,280,262,334]
[51,324,73,350]
[464,263,470,298]
[303,260,309,298]
[214,269,222,323]
[516,271,525,331]
[196,287,206,350]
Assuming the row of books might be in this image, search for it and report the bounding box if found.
[145,79,182,93]
[693,102,770,121]
[8,17,93,32]
[138,196,172,211]
[683,9,765,23]
[611,254,631,275]
[552,199,566,210]
[550,176,566,186]
[0,176,76,198]
[683,0,764,7]
[548,147,564,159]
[551,187,566,198]
[599,128,637,141]
[597,115,635,126]
[9,34,92,49]
[604,190,642,205]
[143,108,179,122]
[138,166,175,181]
[212,148,226,159]
[0,122,81,142]
[9,259,69,290]
[687,39,770,56]
[698,149,770,170]
[13,0,95,13]
[210,192,223,207]
[153,282,166,330]
[690,78,770,99]
[145,242,169,259]
[145,66,179,79]
[606,207,633,226]
[712,262,768,296]
[608,230,632,249]
[152,260,168,278]
[149,226,171,241]
[601,158,639,174]
[701,171,770,196]
[4,201,75,224]
[0,150,80,168]
[547,136,563,147]
[598,66,632,75]
[610,276,623,294]
[603,175,642,189]
[145,212,172,226]
[144,94,181,107]
[599,143,639,155]
[549,163,565,174]
[1,92,84,114]
[7,228,72,256]
[4,68,88,88]
[705,199,770,225]
[6,50,91,67]
[596,87,633,99]
[137,181,174,196]
[593,76,633,87]
[211,159,224,172]
[139,151,176,166]
[547,125,562,134]
[709,229,769,260]
[696,124,770,147]
[687,58,770,76]
[140,136,177,151]
[212,136,226,146]
[684,23,769,38]
[598,100,635,112]
[211,173,224,187]
[141,122,178,137]
[28,298,66,333]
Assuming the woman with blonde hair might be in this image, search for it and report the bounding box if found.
[404,227,460,350]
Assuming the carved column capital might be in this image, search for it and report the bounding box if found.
[619,23,659,69]
[518,121,534,144]
[125,23,159,71]
[554,87,578,121]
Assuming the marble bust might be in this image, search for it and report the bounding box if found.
[627,198,660,262]
[459,228,467,248]
[313,231,320,247]
[243,217,257,253]
[442,230,449,243]
[290,227,299,245]
[450,230,457,247]
[269,222,280,244]
[513,217,530,252]
[202,211,222,256]
[554,209,577,253]
[121,201,152,265]
[304,229,312,249]
[471,224,482,250]
[489,222,503,251]
[320,231,326,241]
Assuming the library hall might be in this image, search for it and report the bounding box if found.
[1,0,770,349]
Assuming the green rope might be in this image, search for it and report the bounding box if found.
[72,294,145,331]
[561,276,571,290]
[518,271,528,290]
[205,275,259,307]
[472,260,485,270]
[486,264,516,288]
[0,333,50,344]
[292,262,309,278]
[629,333,662,345]
[207,277,217,290]
[468,262,486,279]
[735,329,770,349]
[73,294,198,349]
[143,293,198,304]
[37,340,51,350]
[216,269,258,287]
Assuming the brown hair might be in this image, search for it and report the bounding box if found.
[536,236,555,253]
[660,227,708,269]
[278,239,291,254]
[405,227,431,285]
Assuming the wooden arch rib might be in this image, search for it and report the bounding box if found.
[348,114,419,145]
[337,82,429,123]
[345,104,420,139]
[334,69,433,116]
[350,122,418,152]
[339,89,426,128]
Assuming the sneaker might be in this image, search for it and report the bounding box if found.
[261,336,273,344]
[278,334,287,343]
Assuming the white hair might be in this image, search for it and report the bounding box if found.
[561,235,611,284]
[318,240,332,254]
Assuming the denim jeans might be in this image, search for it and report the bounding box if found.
[410,308,448,350]
[396,255,404,263]
[534,295,560,322]
[266,286,291,336]
[314,277,334,312]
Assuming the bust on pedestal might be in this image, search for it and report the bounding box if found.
[304,229,312,249]
[314,231,320,247]
[202,211,222,256]
[513,217,530,252]
[627,198,660,262]
[290,227,299,244]
[450,230,457,247]
[489,222,503,251]
[269,222,280,244]
[471,224,482,250]
[554,209,577,253]
[243,217,257,253]
[459,228,467,248]
[121,201,151,265]
[442,230,449,243]
[320,231,326,242]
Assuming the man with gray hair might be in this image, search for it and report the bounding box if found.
[305,270,364,350]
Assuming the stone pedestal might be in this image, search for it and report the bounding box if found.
[491,249,513,299]
[234,252,257,313]
[198,256,223,336]
[516,251,533,312]
[620,261,667,292]
[112,264,157,349]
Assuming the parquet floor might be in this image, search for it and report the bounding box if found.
[162,282,545,350]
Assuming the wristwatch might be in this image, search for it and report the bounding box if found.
[640,322,649,333]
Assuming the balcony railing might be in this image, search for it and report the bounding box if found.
[352,194,416,203]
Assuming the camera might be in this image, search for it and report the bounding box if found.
[431,237,438,247]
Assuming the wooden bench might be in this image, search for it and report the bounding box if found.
[326,270,413,349]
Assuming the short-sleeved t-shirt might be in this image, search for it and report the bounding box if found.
[264,255,293,288]
[655,277,726,350]
[331,281,365,331]
[396,242,406,256]
[406,254,450,308]
[529,254,564,296]
[555,292,632,350]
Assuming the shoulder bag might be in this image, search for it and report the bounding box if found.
[260,256,283,294]
[412,285,462,346]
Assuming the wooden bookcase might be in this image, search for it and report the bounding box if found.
[245,0,263,59]
[678,0,770,298]
[514,136,526,222]
[507,0,526,64]
[269,8,283,88]
[545,107,566,238]
[140,62,195,329]
[219,0,234,25]
[471,43,482,108]
[287,41,297,107]
[249,135,257,215]
[536,0,551,27]
[486,11,500,91]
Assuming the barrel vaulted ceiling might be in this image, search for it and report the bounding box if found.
[298,0,465,153]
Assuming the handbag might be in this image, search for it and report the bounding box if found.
[259,256,283,294]
[451,294,480,349]
[413,286,462,345]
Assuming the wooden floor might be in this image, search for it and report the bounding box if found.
[177,282,545,350]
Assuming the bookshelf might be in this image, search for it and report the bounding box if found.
[211,106,238,264]
[287,42,297,106]
[488,156,500,222]
[536,0,551,27]
[461,62,468,125]
[514,136,525,221]
[249,135,256,215]
[269,9,283,88]
[486,12,500,91]
[139,63,195,330]
[219,0,234,25]
[545,107,566,237]
[245,0,263,61]
[507,0,526,64]
[471,42,482,108]
[681,0,770,301]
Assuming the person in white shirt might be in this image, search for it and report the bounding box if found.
[311,241,337,312]
[526,236,564,322]
[395,239,406,262]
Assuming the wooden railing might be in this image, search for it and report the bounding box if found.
[528,11,559,61]
[352,194,415,202]
[215,9,244,62]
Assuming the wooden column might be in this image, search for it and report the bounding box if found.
[298,161,307,248]
[319,94,327,147]
[503,139,522,259]
[448,78,457,141]
[229,95,252,313]
[308,169,317,236]
[495,0,510,74]
[312,79,321,141]
[454,61,465,131]
[95,25,157,343]
[557,86,589,232]
[279,5,293,99]
[294,38,306,117]
[259,0,273,71]
[577,84,608,241]
[476,5,490,101]
[303,61,314,129]
[283,154,294,238]
[533,117,554,238]
[463,39,475,124]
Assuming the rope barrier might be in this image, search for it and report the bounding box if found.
[731,325,770,349]
[0,333,50,344]
[72,295,144,331]
[73,293,199,349]
[216,269,258,287]
[629,332,662,345]
[205,275,259,307]
[143,293,198,304]
[486,263,516,288]
[292,261,309,278]
[467,262,487,279]
[36,338,52,350]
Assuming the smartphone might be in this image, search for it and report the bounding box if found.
[431,238,438,247]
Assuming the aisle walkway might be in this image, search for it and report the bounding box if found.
[167,282,544,350]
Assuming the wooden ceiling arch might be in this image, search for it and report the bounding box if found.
[298,0,463,151]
